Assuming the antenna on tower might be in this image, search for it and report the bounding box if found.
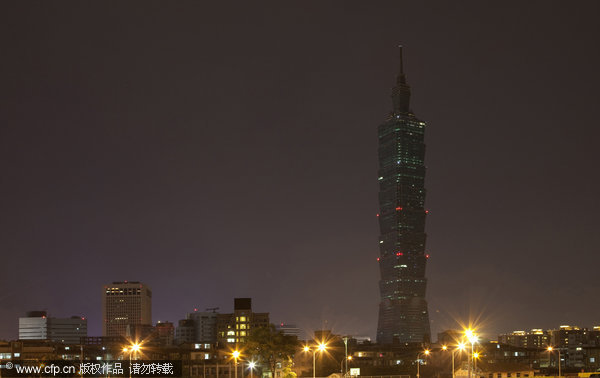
[398,45,404,75]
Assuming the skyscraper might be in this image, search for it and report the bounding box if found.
[102,281,152,337]
[376,47,431,344]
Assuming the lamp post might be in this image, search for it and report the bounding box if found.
[452,343,466,378]
[232,350,240,378]
[122,347,131,378]
[547,347,561,377]
[340,356,353,376]
[123,343,141,378]
[442,345,457,378]
[304,343,327,378]
[416,350,430,378]
[465,329,478,378]
[248,361,256,378]
[343,337,349,377]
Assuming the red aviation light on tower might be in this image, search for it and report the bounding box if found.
[396,252,403,256]
[395,206,402,211]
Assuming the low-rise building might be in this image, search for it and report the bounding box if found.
[18,311,87,344]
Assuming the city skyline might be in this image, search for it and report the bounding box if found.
[1,1,600,342]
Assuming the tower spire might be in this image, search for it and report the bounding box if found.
[399,45,404,75]
[392,45,410,114]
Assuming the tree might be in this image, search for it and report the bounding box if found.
[246,324,299,377]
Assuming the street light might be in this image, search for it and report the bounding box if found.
[473,352,480,377]
[416,350,430,378]
[547,347,561,377]
[341,356,352,377]
[454,343,466,378]
[123,343,141,378]
[248,361,256,378]
[232,350,241,378]
[442,344,465,378]
[304,343,327,378]
[465,329,478,378]
[343,337,349,378]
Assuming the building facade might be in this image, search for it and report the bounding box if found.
[276,323,301,338]
[187,311,218,343]
[376,47,431,344]
[175,319,196,345]
[155,321,175,346]
[102,281,152,337]
[498,329,550,349]
[19,311,87,344]
[216,298,269,345]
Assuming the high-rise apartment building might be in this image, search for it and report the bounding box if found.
[216,298,269,345]
[102,281,152,337]
[376,47,431,344]
[187,310,218,343]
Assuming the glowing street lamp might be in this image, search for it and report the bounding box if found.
[465,329,478,378]
[304,343,327,378]
[473,351,480,375]
[248,361,256,378]
[232,350,241,378]
[442,344,465,378]
[341,356,353,376]
[416,350,430,378]
[123,343,142,378]
[547,347,561,377]
[454,343,466,378]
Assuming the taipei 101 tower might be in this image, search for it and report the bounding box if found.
[376,47,431,344]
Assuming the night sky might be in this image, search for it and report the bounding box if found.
[1,1,599,341]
